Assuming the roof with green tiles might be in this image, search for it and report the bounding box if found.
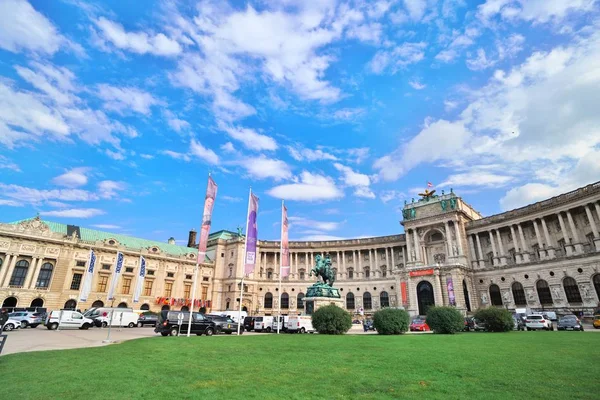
[9,217,225,261]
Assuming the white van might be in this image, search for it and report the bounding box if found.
[287,316,315,333]
[45,310,95,330]
[254,316,274,332]
[272,316,289,332]
[83,307,133,319]
[94,310,139,328]
[210,310,247,324]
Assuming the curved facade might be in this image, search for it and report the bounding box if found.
[1,181,600,316]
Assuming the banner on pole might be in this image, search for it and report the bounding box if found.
[79,250,96,302]
[244,192,259,275]
[446,276,456,306]
[197,176,218,264]
[107,252,124,301]
[400,281,408,306]
[280,203,290,278]
[132,256,146,303]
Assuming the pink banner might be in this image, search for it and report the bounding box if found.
[197,176,217,264]
[280,203,290,278]
[244,192,259,275]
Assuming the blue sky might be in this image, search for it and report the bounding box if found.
[0,0,599,243]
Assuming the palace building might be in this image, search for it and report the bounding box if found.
[1,181,600,316]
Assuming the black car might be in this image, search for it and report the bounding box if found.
[243,316,256,332]
[208,315,243,334]
[464,317,475,331]
[557,315,584,331]
[154,311,216,336]
[137,314,158,327]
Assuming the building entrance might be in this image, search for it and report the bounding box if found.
[417,281,435,316]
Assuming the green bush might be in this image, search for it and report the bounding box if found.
[373,308,410,335]
[311,305,352,335]
[425,306,465,334]
[474,307,514,332]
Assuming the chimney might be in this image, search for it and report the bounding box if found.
[187,229,197,248]
[168,237,176,245]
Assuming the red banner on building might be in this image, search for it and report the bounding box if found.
[400,282,408,305]
[409,268,434,277]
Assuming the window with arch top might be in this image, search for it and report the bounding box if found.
[264,292,273,308]
[489,284,502,306]
[346,292,355,310]
[36,262,54,288]
[363,292,372,310]
[563,277,582,303]
[9,260,29,287]
[536,279,553,305]
[380,291,390,308]
[281,292,289,309]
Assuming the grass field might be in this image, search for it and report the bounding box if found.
[1,332,598,399]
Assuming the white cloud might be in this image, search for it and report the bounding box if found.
[345,148,370,164]
[91,224,122,230]
[0,183,98,204]
[97,180,126,199]
[477,0,597,24]
[52,167,90,188]
[40,208,106,218]
[332,108,365,121]
[435,49,458,62]
[288,216,342,232]
[220,124,277,151]
[439,172,514,188]
[353,186,376,199]
[466,48,496,70]
[334,163,370,187]
[287,146,338,162]
[105,149,126,160]
[444,100,458,111]
[93,17,181,56]
[222,195,242,202]
[140,154,154,159]
[380,190,405,203]
[0,199,22,207]
[190,139,220,165]
[0,0,68,55]
[368,42,426,74]
[167,117,190,132]
[408,79,426,90]
[403,0,428,21]
[97,85,161,116]
[268,171,344,201]
[162,150,191,162]
[242,156,292,181]
[347,22,383,45]
[220,142,236,153]
[0,155,21,172]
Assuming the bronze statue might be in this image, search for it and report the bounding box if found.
[310,254,336,286]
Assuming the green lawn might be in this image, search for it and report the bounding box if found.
[1,332,599,399]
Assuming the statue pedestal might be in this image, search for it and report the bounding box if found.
[304,296,345,315]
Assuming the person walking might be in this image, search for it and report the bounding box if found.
[362,319,368,332]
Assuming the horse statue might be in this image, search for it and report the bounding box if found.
[309,253,336,287]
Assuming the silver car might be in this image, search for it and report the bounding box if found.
[8,311,43,328]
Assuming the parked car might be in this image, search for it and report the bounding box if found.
[137,314,158,327]
[472,318,487,332]
[254,316,274,332]
[557,315,584,331]
[2,317,23,331]
[410,318,430,332]
[8,311,43,328]
[594,315,600,329]
[154,311,216,337]
[207,315,243,334]
[363,319,375,331]
[243,316,256,332]
[45,310,94,330]
[464,317,475,331]
[525,314,553,331]
[512,314,526,331]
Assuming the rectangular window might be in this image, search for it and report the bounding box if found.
[98,276,108,292]
[164,282,173,297]
[125,267,134,273]
[201,286,208,301]
[203,277,209,282]
[143,280,153,296]
[185,274,192,280]
[101,264,111,270]
[76,261,86,267]
[70,273,83,290]
[167,272,174,278]
[184,284,191,299]
[122,278,132,295]
[147,270,155,276]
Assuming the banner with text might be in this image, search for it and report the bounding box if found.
[79,250,96,302]
[446,276,456,306]
[244,191,259,275]
[280,203,290,278]
[132,256,146,303]
[107,252,124,301]
[198,176,218,264]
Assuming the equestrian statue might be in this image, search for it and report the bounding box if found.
[309,253,336,287]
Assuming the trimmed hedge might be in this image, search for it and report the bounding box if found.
[373,308,410,335]
[426,306,465,334]
[474,307,514,332]
[311,305,352,335]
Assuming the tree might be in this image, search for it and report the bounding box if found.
[474,307,514,332]
[373,308,410,334]
[425,306,465,334]
[311,305,352,335]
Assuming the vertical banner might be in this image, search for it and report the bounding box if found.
[107,252,124,301]
[446,276,456,306]
[132,256,146,303]
[400,281,408,306]
[280,202,290,278]
[244,192,259,275]
[79,250,96,302]
[197,176,218,264]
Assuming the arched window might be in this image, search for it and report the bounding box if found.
[63,299,77,310]
[297,293,305,309]
[380,291,390,308]
[299,269,305,280]
[489,284,503,306]
[30,298,44,308]
[9,260,29,287]
[511,282,527,306]
[1,296,17,308]
[35,262,54,288]
[536,280,553,305]
[140,303,150,310]
[91,300,104,308]
[381,267,387,278]
[348,268,354,279]
[593,274,600,301]
[161,305,170,311]
[281,293,289,309]
[563,277,582,303]
[117,302,128,308]
[346,292,355,310]
[264,292,273,308]
[364,267,370,278]
[363,292,372,310]
[181,306,189,312]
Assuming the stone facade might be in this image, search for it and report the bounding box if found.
[2,181,600,317]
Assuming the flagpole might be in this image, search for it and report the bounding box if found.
[277,200,284,334]
[237,187,252,335]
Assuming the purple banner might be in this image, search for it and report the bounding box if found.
[244,192,259,275]
[446,276,456,306]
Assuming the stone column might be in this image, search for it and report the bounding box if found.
[413,229,421,262]
[25,257,42,289]
[585,204,600,251]
[406,231,413,262]
[454,220,464,255]
[566,210,583,253]
[433,273,444,307]
[0,254,13,287]
[541,217,556,258]
[1,255,19,287]
[357,249,362,276]
[390,247,395,270]
[556,212,572,256]
[488,231,498,266]
[509,225,518,255]
[532,220,544,259]
[385,248,390,271]
[468,235,478,267]
[475,234,485,268]
[444,221,454,256]
[342,251,346,272]
[402,246,407,267]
